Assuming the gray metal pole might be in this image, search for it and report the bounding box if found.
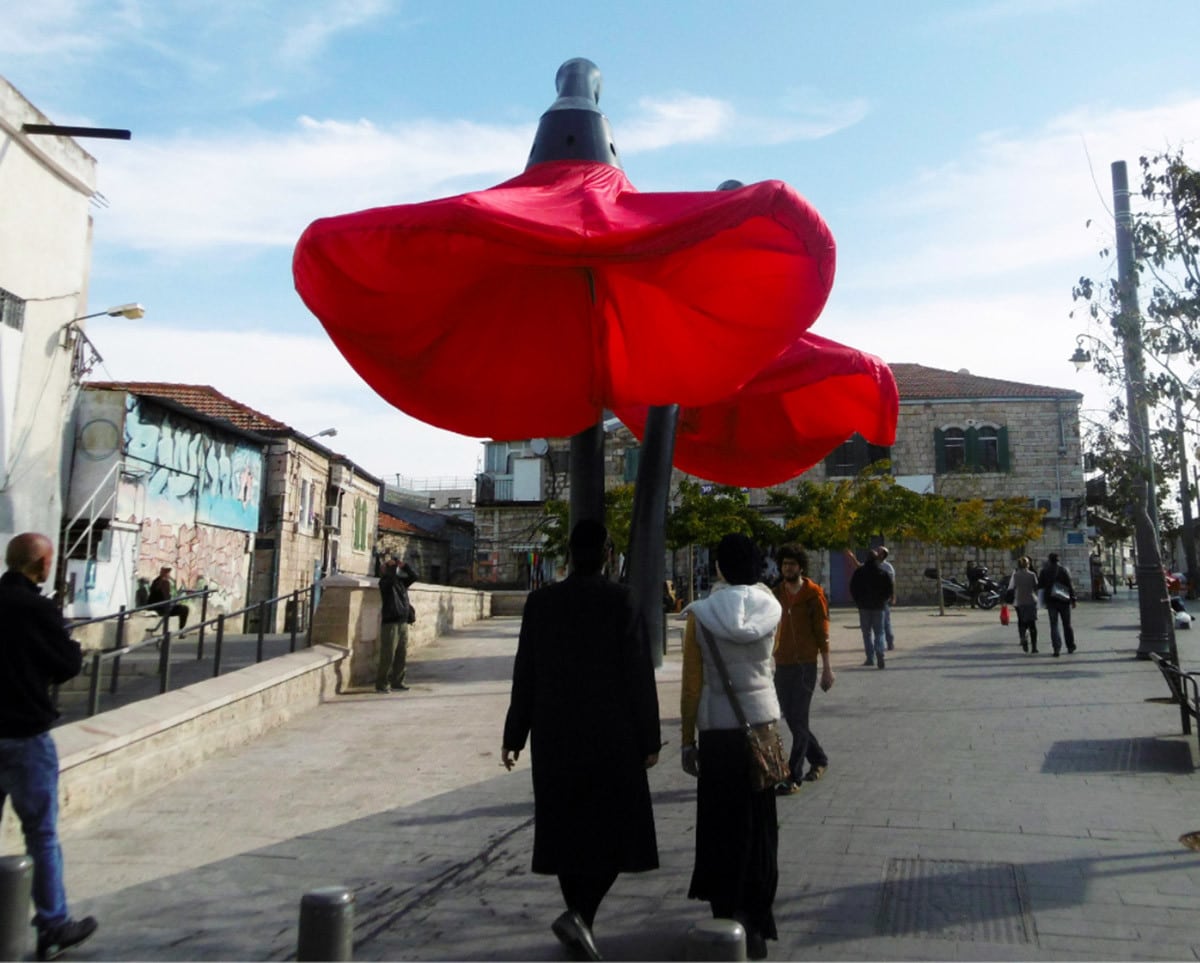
[297,886,354,961]
[1174,393,1198,598]
[1113,160,1174,659]
[625,405,680,668]
[0,855,32,962]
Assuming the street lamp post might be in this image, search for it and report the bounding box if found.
[1111,160,1174,659]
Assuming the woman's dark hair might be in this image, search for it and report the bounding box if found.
[569,519,609,575]
[717,532,759,586]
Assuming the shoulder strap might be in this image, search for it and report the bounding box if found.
[696,621,753,732]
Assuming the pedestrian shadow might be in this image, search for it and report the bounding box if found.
[1041,737,1195,774]
[408,654,516,683]
[775,847,1198,948]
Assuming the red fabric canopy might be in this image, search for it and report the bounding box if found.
[615,333,899,488]
[294,160,836,440]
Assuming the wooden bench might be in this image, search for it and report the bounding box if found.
[1149,652,1200,758]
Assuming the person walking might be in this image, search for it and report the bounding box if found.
[376,557,417,692]
[845,547,897,650]
[0,533,99,961]
[849,549,894,668]
[1037,552,1077,656]
[502,520,661,962]
[680,533,782,959]
[772,545,833,795]
[1008,556,1040,653]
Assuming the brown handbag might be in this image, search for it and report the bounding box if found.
[698,623,790,791]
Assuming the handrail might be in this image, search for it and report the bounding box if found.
[64,582,319,719]
[61,459,126,562]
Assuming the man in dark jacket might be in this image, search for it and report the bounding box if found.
[0,533,98,960]
[1037,552,1078,656]
[376,557,417,692]
[501,520,661,962]
[147,566,188,631]
[849,549,894,669]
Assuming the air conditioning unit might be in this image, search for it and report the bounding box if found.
[1033,495,1062,519]
[324,505,341,531]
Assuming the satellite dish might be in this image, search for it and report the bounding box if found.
[530,437,549,455]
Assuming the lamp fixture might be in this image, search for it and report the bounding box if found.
[59,303,145,381]
[1070,337,1093,372]
[305,428,338,439]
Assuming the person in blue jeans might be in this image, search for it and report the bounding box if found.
[848,549,894,669]
[0,533,98,961]
[1037,552,1077,656]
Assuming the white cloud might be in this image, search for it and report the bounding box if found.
[841,96,1200,294]
[280,0,394,64]
[86,320,486,480]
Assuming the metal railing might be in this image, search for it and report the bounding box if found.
[62,584,319,719]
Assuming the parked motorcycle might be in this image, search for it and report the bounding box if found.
[924,566,1001,609]
[924,567,973,607]
[965,564,1002,609]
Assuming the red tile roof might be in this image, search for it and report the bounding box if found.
[379,514,420,534]
[890,364,1082,402]
[85,381,290,432]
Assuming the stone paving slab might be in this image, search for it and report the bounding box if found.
[18,593,1200,960]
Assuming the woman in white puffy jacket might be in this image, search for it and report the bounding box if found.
[680,533,783,960]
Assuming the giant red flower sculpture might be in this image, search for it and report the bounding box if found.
[615,332,898,488]
[293,159,836,440]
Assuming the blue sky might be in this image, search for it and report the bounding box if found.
[6,0,1200,481]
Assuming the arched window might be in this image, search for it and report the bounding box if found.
[943,427,966,471]
[934,425,1010,473]
[977,425,1000,471]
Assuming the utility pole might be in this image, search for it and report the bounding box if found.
[1112,160,1175,659]
[1174,392,1198,598]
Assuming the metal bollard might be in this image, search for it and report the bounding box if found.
[0,855,33,962]
[297,886,354,961]
[685,919,746,961]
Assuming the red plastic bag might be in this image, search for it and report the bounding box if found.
[999,604,1010,626]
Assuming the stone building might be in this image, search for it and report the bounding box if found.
[376,501,474,586]
[79,382,380,630]
[473,365,1086,602]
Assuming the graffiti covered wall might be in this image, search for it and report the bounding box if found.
[123,396,262,531]
[119,397,264,610]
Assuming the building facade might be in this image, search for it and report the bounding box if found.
[473,364,1087,602]
[0,77,99,553]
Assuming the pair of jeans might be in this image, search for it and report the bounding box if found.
[883,604,895,647]
[1046,601,1075,651]
[376,621,409,689]
[858,608,886,661]
[774,663,827,783]
[0,732,70,932]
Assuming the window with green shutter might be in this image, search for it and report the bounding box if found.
[935,424,1010,473]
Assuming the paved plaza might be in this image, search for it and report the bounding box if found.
[41,592,1200,960]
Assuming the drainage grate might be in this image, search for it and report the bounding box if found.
[876,858,1035,944]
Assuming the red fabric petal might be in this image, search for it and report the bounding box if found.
[294,160,835,439]
[615,333,899,488]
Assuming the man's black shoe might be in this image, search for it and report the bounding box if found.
[375,685,391,693]
[877,655,885,669]
[1066,644,1076,654]
[862,659,874,667]
[37,916,98,961]
[394,683,411,691]
[552,910,602,961]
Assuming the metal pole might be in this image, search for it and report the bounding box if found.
[290,590,300,652]
[0,855,33,962]
[159,626,172,694]
[213,614,225,677]
[197,589,209,659]
[256,600,267,662]
[1113,160,1174,659]
[625,405,680,668]
[1174,393,1198,598]
[297,886,355,961]
[87,651,102,717]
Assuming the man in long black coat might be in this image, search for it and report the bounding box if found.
[502,520,661,961]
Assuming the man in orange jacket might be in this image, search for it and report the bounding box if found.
[772,545,835,795]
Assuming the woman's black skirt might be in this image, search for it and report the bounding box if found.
[688,727,779,940]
